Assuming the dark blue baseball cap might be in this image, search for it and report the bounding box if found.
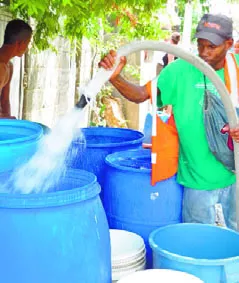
[195,14,233,45]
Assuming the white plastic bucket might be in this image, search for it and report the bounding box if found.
[110,229,146,282]
[117,269,203,283]
[112,258,146,282]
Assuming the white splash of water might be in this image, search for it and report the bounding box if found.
[4,108,86,194]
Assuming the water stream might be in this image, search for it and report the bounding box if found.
[1,64,113,194]
[1,108,87,194]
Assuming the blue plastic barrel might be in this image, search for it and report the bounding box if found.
[0,169,111,283]
[149,223,239,283]
[104,149,183,267]
[0,119,43,173]
[36,122,51,134]
[67,127,144,197]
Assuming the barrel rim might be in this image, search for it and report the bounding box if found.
[73,127,144,148]
[0,119,43,145]
[105,149,151,173]
[149,223,239,266]
[0,169,101,208]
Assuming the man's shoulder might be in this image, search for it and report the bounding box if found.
[0,61,13,87]
[0,62,8,71]
[0,61,13,73]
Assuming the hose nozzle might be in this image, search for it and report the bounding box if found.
[75,94,90,109]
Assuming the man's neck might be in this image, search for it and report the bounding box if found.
[214,62,225,71]
[0,44,16,63]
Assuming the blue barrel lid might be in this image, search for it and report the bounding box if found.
[0,119,43,145]
[105,149,151,173]
[0,169,101,208]
[73,127,144,148]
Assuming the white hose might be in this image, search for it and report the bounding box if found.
[83,40,239,230]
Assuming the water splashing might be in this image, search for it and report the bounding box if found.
[2,108,86,194]
[0,43,146,194]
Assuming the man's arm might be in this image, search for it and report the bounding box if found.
[110,75,150,103]
[99,50,150,103]
[1,62,13,117]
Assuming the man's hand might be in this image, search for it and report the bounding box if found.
[229,125,239,143]
[98,50,127,81]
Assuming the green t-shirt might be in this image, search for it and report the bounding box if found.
[157,54,239,190]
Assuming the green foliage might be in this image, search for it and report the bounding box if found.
[8,0,161,50]
[123,64,141,80]
[6,0,210,51]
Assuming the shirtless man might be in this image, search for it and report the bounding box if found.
[0,19,32,118]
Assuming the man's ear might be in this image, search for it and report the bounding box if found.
[226,38,234,50]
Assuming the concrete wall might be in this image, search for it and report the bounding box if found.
[120,52,141,130]
[23,37,76,127]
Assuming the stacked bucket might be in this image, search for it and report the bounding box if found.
[110,229,146,282]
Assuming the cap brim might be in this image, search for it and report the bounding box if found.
[195,31,225,46]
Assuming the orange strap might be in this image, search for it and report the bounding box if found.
[151,114,178,185]
[224,53,239,105]
[224,59,231,94]
[145,81,152,103]
[147,77,179,185]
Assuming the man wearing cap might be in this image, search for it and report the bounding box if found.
[162,32,181,67]
[99,13,239,230]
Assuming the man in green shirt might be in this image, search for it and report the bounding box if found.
[99,14,239,230]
